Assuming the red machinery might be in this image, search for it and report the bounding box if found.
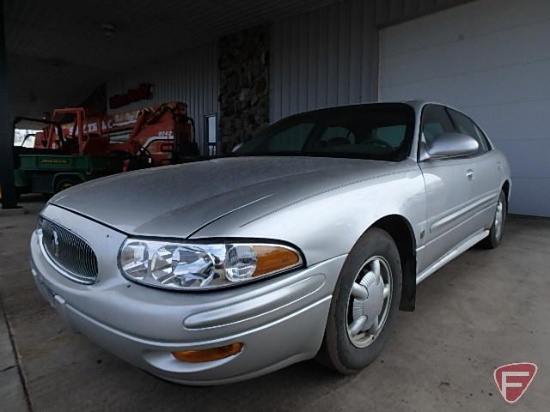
[34,102,196,169]
[12,102,198,196]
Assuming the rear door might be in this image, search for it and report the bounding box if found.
[417,105,478,272]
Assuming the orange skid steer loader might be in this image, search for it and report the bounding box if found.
[13,102,198,196]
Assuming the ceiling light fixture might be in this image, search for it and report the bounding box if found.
[102,23,115,37]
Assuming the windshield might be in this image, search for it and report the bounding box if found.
[235,103,415,161]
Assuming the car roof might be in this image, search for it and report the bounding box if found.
[273,100,465,119]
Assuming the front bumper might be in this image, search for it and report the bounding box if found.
[31,205,346,385]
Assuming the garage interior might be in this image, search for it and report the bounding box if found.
[1,0,549,410]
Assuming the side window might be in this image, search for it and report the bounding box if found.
[447,109,489,153]
[268,123,313,151]
[319,126,355,145]
[474,124,492,150]
[421,105,455,143]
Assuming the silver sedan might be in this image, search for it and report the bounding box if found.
[30,101,511,385]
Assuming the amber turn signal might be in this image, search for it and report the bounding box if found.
[252,246,301,277]
[171,343,243,363]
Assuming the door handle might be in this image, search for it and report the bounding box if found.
[466,169,474,180]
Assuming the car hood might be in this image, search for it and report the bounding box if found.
[50,156,405,238]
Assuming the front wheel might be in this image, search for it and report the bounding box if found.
[318,228,402,374]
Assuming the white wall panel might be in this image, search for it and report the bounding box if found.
[106,42,219,152]
[270,0,378,122]
[380,0,550,216]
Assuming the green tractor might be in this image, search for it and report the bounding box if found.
[12,103,197,198]
[13,112,125,197]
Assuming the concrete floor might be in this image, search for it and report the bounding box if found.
[1,196,548,412]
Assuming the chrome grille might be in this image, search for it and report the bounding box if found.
[40,217,98,284]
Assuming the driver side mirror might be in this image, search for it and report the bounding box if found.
[423,132,479,160]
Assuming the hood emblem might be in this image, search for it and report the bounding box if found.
[51,230,60,257]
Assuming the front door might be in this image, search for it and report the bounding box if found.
[417,105,479,272]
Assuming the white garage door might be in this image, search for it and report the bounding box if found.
[380,0,550,217]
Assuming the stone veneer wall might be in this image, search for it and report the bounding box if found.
[218,25,269,153]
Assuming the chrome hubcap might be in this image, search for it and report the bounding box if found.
[346,256,392,348]
[494,200,504,240]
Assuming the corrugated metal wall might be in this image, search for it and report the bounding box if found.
[270,0,378,122]
[376,0,475,27]
[106,41,219,152]
[106,0,476,134]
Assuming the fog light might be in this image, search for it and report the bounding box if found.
[171,343,243,363]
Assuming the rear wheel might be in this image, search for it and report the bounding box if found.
[480,190,507,249]
[318,228,402,374]
[54,177,81,194]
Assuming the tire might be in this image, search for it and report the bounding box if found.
[54,177,81,194]
[479,190,507,249]
[318,228,402,374]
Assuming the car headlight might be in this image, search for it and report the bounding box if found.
[118,239,304,290]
